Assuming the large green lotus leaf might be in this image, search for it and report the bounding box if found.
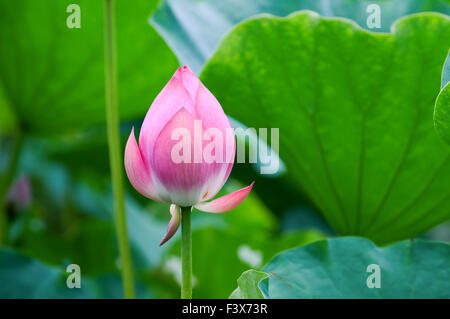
[232,237,450,299]
[434,53,450,144]
[0,0,178,135]
[200,12,450,244]
[151,0,449,73]
[0,248,152,298]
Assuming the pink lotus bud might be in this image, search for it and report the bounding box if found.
[6,175,31,212]
[124,66,253,245]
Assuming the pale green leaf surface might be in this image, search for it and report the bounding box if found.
[229,270,269,299]
[441,52,450,88]
[151,0,450,73]
[434,53,450,144]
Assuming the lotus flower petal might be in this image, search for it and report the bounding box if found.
[173,65,200,102]
[160,204,182,246]
[151,108,218,206]
[194,182,254,213]
[139,68,196,165]
[193,83,236,201]
[124,128,160,201]
[6,176,31,211]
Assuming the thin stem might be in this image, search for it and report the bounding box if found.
[103,0,135,299]
[0,132,22,245]
[181,206,192,299]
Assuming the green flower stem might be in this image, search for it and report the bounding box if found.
[181,206,192,299]
[0,131,22,245]
[103,0,135,299]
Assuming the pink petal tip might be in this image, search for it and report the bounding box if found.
[194,182,254,213]
[159,204,182,246]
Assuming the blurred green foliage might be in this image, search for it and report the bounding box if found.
[0,0,178,134]
[0,0,448,299]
